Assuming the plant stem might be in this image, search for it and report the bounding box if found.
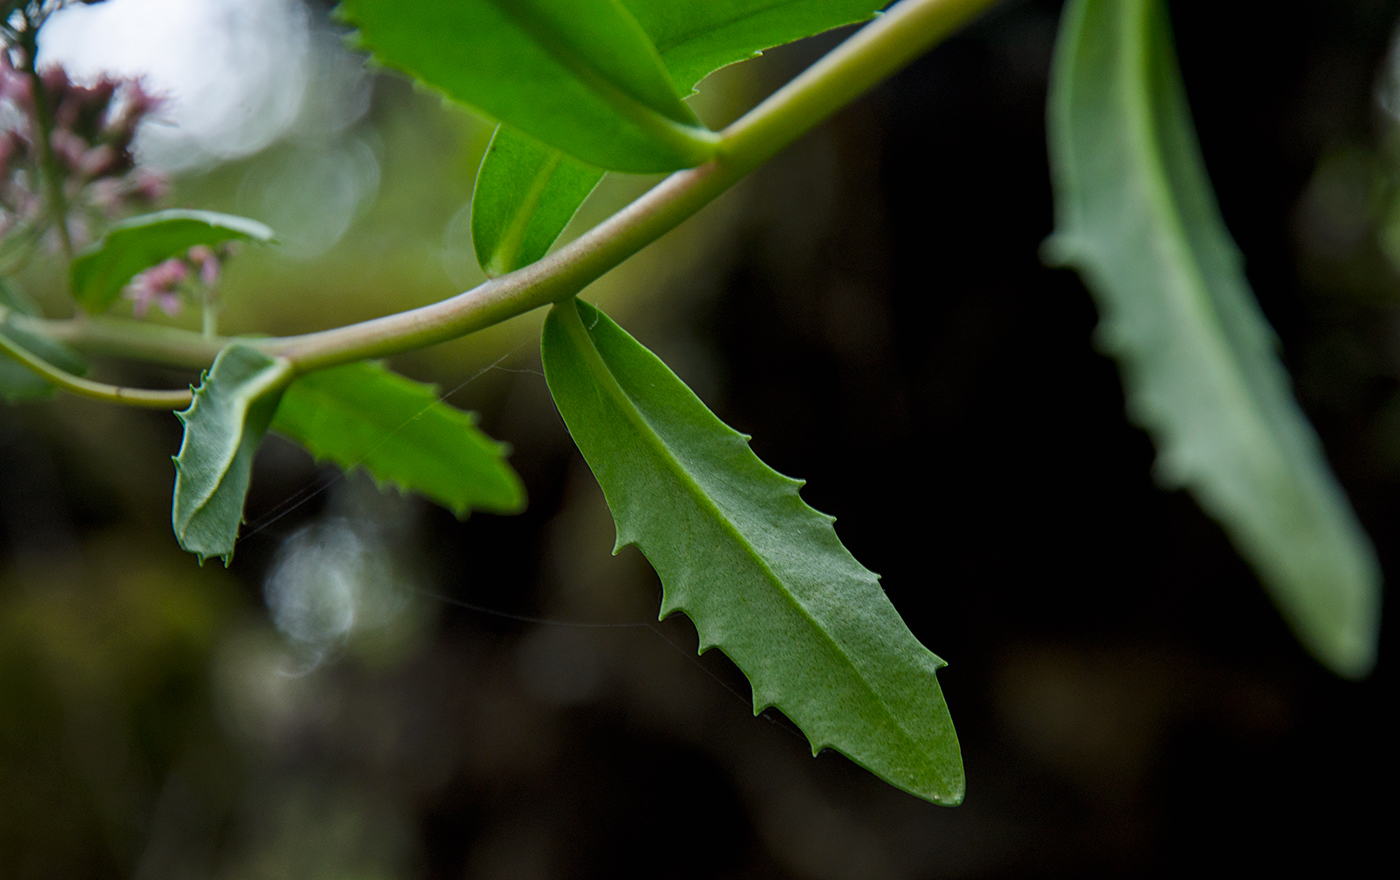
[17,16,74,262]
[13,0,1001,383]
[10,311,224,367]
[0,323,192,408]
[268,0,1000,372]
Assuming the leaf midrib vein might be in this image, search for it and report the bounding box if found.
[559,300,922,753]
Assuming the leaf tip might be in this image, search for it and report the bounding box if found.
[1038,232,1077,267]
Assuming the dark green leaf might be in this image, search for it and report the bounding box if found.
[0,275,41,317]
[471,126,605,276]
[625,0,885,94]
[172,344,293,564]
[1,282,90,403]
[338,0,717,173]
[1045,0,1381,677]
[542,298,962,804]
[0,349,50,402]
[271,361,526,516]
[71,209,275,314]
[470,1,884,276]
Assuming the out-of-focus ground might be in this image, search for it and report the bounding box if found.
[0,0,1393,877]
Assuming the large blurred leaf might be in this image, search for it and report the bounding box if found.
[471,126,605,276]
[542,298,963,804]
[271,361,526,516]
[1045,0,1381,677]
[338,0,716,173]
[470,0,885,276]
[172,344,292,564]
[71,210,274,314]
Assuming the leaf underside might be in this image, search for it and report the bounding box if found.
[71,209,275,314]
[338,0,715,173]
[542,298,963,804]
[172,344,292,564]
[1045,0,1381,677]
[471,0,886,276]
[270,361,526,516]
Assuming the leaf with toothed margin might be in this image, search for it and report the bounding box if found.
[172,343,292,564]
[270,361,526,516]
[1046,0,1381,677]
[541,298,962,804]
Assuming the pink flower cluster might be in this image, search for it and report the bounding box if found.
[123,243,231,318]
[0,50,168,244]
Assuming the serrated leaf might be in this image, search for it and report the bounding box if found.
[1,282,90,403]
[541,298,962,804]
[471,1,885,275]
[270,361,526,516]
[1045,0,1382,677]
[338,0,716,173]
[71,210,275,314]
[471,126,606,276]
[172,344,293,564]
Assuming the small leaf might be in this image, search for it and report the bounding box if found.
[1045,0,1382,676]
[339,0,716,173]
[469,1,886,276]
[472,126,605,276]
[172,344,293,564]
[542,298,962,804]
[71,209,275,314]
[271,361,526,516]
[625,0,886,95]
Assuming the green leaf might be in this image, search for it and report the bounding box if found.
[0,345,52,403]
[1045,0,1382,677]
[71,209,275,314]
[271,361,526,516]
[542,298,962,804]
[338,0,717,173]
[1,280,90,403]
[0,275,41,317]
[624,0,886,95]
[172,344,293,564]
[471,126,606,276]
[470,1,885,276]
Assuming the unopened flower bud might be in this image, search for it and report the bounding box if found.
[128,167,169,203]
[124,257,189,317]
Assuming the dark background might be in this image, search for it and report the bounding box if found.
[1,1,1394,877]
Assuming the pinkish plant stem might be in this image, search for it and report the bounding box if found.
[16,16,73,261]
